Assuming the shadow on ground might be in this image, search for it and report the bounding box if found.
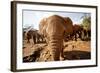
[63,50,91,60]
[23,50,91,62]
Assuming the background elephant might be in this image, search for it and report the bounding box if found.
[81,28,91,41]
[64,24,84,41]
[39,15,73,61]
[26,29,37,44]
[36,30,45,43]
[26,29,44,44]
[23,31,27,40]
[72,24,83,41]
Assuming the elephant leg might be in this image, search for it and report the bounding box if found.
[78,31,81,39]
[41,36,44,42]
[75,33,77,41]
[37,34,40,43]
[60,40,64,60]
[60,47,64,60]
[27,37,30,43]
[33,35,36,44]
[36,37,39,43]
[88,30,91,40]
[37,35,40,43]
[40,35,42,43]
[70,33,74,41]
[34,36,36,44]
[84,30,87,38]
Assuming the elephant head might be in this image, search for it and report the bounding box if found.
[39,15,73,61]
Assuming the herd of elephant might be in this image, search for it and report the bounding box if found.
[23,15,91,61]
[23,30,45,44]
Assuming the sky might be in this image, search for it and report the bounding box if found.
[23,10,90,30]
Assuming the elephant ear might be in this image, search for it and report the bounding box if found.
[63,17,73,35]
[39,18,47,36]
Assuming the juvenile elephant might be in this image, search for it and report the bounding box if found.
[39,15,73,61]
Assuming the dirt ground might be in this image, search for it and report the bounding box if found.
[23,39,91,62]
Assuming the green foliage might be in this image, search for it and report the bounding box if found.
[81,15,91,30]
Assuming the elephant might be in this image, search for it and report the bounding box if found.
[63,17,74,41]
[26,29,37,44]
[26,29,44,44]
[39,15,73,61]
[81,28,91,41]
[36,30,45,43]
[23,30,26,40]
[64,24,84,41]
[70,24,91,41]
[72,24,83,41]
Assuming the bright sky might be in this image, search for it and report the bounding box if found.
[23,10,90,30]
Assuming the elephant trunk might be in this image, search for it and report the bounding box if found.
[39,15,73,61]
[47,34,64,61]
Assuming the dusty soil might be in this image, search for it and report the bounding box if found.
[23,39,91,62]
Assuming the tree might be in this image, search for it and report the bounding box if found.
[81,15,91,31]
[80,14,91,40]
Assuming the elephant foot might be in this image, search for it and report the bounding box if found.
[60,56,65,61]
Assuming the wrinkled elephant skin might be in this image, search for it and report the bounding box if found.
[39,15,73,61]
